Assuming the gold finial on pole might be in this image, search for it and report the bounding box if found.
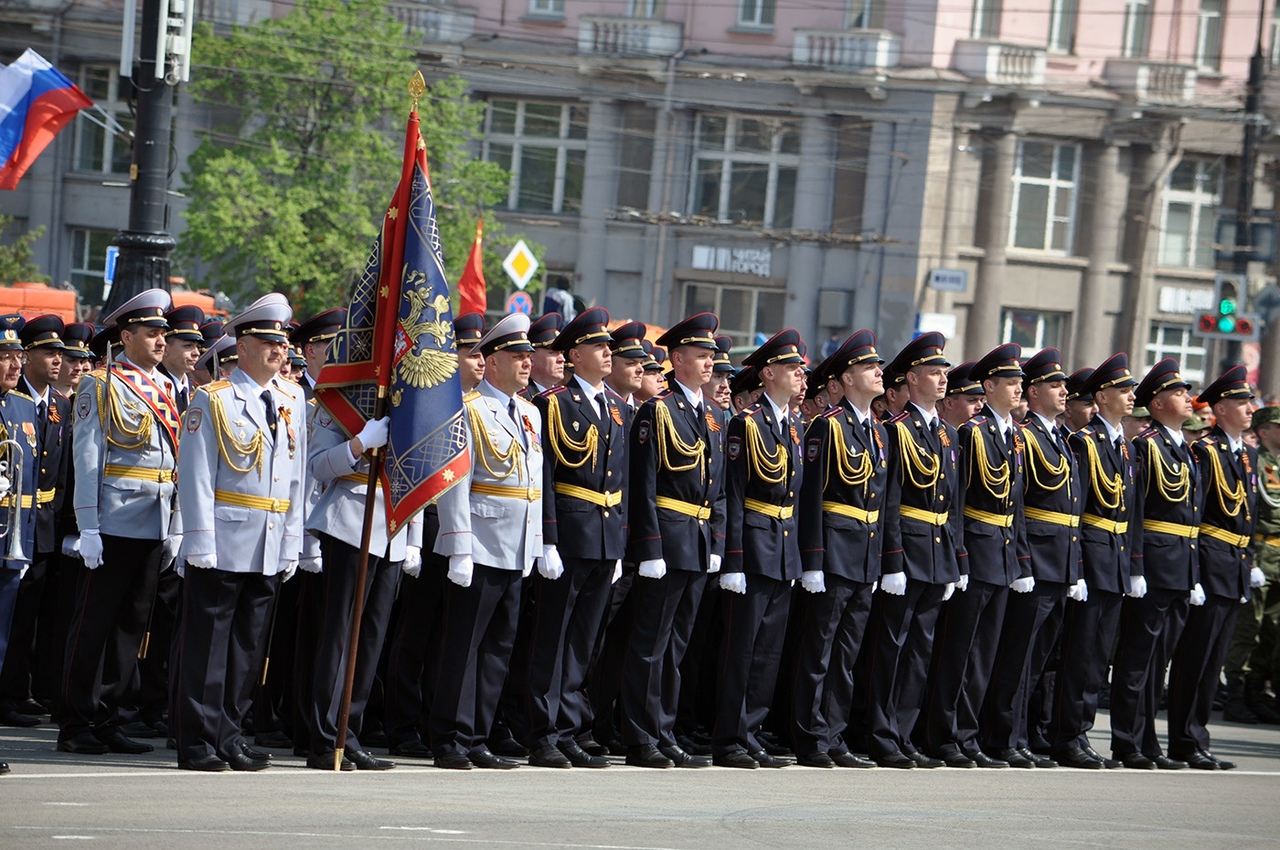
[408,70,426,112]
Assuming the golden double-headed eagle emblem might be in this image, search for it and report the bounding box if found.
[395,272,459,391]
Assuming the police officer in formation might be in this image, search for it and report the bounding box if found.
[3,287,1277,779]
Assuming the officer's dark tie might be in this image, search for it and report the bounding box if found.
[596,394,608,424]
[36,399,46,436]
[864,419,874,449]
[1006,426,1017,454]
[262,390,277,439]
[509,398,526,448]
[176,385,189,415]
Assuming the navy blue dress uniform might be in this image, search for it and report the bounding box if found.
[0,315,72,723]
[791,330,886,767]
[196,335,239,381]
[713,329,805,767]
[60,290,182,756]
[1168,366,1258,769]
[519,312,565,401]
[866,332,964,767]
[527,307,628,767]
[924,343,1031,767]
[1051,354,1140,767]
[982,348,1081,764]
[620,313,726,768]
[161,306,204,414]
[171,294,307,771]
[1109,358,1201,768]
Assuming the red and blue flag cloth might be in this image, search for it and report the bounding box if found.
[0,49,93,190]
[315,108,470,536]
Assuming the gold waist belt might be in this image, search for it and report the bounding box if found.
[339,472,380,487]
[656,496,711,520]
[1083,514,1128,535]
[1255,533,1280,548]
[1201,524,1250,548]
[0,494,32,508]
[472,481,542,502]
[821,501,879,523]
[554,482,622,508]
[6,489,58,509]
[899,505,948,526]
[1024,506,1080,527]
[104,463,173,483]
[963,506,1015,528]
[1143,519,1199,539]
[215,490,291,513]
[744,497,794,520]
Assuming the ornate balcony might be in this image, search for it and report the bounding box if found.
[578,16,683,57]
[792,29,901,71]
[952,39,1047,87]
[388,2,476,45]
[1103,59,1198,105]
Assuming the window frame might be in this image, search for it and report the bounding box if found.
[1047,0,1077,53]
[999,308,1068,356]
[74,64,132,176]
[736,0,776,29]
[483,99,588,216]
[528,0,564,16]
[1194,0,1224,71]
[682,280,785,348]
[1145,322,1207,385]
[1158,158,1222,269]
[971,0,1001,39]
[69,227,116,307]
[1121,0,1151,59]
[1008,139,1081,255]
[689,113,801,230]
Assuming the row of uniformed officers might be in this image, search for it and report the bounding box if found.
[0,289,1268,774]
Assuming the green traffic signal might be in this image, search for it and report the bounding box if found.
[1219,298,1238,315]
[1218,316,1237,333]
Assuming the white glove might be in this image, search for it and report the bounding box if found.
[539,545,564,580]
[1127,575,1148,599]
[708,554,722,574]
[79,529,103,570]
[612,560,622,584]
[956,574,969,592]
[942,581,956,601]
[188,553,218,570]
[1068,578,1088,603]
[299,556,323,574]
[1010,576,1035,593]
[280,560,298,582]
[402,545,423,578]
[162,534,182,572]
[800,570,826,594]
[638,559,667,579]
[448,554,474,588]
[1189,583,1206,606]
[18,562,28,580]
[356,416,391,451]
[881,572,907,596]
[871,580,878,593]
[719,572,747,595]
[62,535,80,558]
[1250,567,1266,589]
[0,474,10,497]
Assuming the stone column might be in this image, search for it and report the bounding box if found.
[574,99,620,307]
[787,113,836,344]
[964,128,1017,357]
[1076,141,1125,367]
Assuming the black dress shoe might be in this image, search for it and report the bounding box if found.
[1020,747,1057,768]
[18,698,48,715]
[797,752,836,768]
[876,750,916,769]
[241,743,272,761]
[605,737,629,756]
[306,751,356,771]
[1202,750,1236,770]
[0,760,9,775]
[57,731,110,755]
[254,730,293,749]
[120,720,159,738]
[1028,736,1053,756]
[390,739,434,759]
[96,730,154,754]
[576,736,609,757]
[1173,750,1219,770]
[750,749,791,768]
[469,749,519,769]
[1083,746,1121,769]
[1,709,41,728]
[660,745,710,768]
[677,734,713,756]
[626,744,674,768]
[1153,755,1187,770]
[179,754,228,772]
[529,744,572,768]
[1055,747,1103,769]
[905,751,943,769]
[1120,753,1156,770]
[995,748,1034,768]
[226,752,270,771]
[490,738,529,758]
[713,749,758,769]
[434,751,474,770]
[830,751,876,768]
[939,751,975,768]
[968,751,1009,769]
[349,749,396,770]
[559,740,609,768]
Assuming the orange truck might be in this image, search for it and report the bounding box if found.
[0,282,225,323]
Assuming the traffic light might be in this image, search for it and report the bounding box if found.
[1194,274,1260,341]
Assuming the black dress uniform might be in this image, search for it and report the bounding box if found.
[924,344,1030,766]
[1168,366,1258,768]
[713,329,805,766]
[1051,354,1140,766]
[1110,358,1201,767]
[866,333,964,767]
[791,330,886,766]
[621,313,725,768]
[527,307,628,767]
[982,348,1081,764]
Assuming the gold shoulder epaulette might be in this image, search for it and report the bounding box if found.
[7,390,33,403]
[205,380,233,392]
[272,380,296,401]
[463,390,482,403]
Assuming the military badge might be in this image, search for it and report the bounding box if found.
[21,421,35,448]
[610,404,624,427]
[49,404,60,425]
[637,420,651,445]
[807,437,821,462]
[790,425,799,446]
[77,396,91,420]
[705,410,721,433]
[727,435,741,461]
[522,415,540,447]
[186,408,203,433]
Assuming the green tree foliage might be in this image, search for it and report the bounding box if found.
[179,0,510,317]
[0,216,49,286]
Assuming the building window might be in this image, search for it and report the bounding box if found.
[737,0,775,28]
[971,0,1001,39]
[1121,0,1151,58]
[691,114,799,229]
[1010,140,1079,254]
[1195,0,1223,71]
[484,100,587,215]
[683,282,785,347]
[1271,0,1280,68]
[74,65,132,175]
[1146,323,1207,384]
[529,0,563,16]
[846,0,883,29]
[70,228,115,307]
[1001,308,1066,355]
[629,0,660,18]
[1047,0,1077,53]
[1160,159,1221,268]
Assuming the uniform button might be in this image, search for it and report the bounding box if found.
[940,474,946,480]
[699,519,705,525]
[1120,545,1125,551]
[268,523,274,530]
[1191,544,1196,549]
[1005,539,1010,545]
[788,492,793,498]
[869,531,875,538]
[607,471,613,477]
[1073,497,1078,503]
[935,537,942,543]
[939,495,945,501]
[604,510,610,518]
[708,479,713,485]
[274,476,279,482]
[1193,506,1198,512]
[784,530,789,537]
[1072,536,1078,542]
[607,450,612,456]
[871,492,877,498]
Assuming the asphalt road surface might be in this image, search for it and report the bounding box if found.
[3,710,1279,849]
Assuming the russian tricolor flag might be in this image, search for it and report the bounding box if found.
[0,49,93,190]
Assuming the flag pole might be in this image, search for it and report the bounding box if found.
[332,70,427,771]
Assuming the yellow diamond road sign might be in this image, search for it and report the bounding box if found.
[503,239,539,291]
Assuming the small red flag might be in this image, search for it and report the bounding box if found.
[456,218,487,318]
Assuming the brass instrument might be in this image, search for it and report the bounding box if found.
[0,438,29,563]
